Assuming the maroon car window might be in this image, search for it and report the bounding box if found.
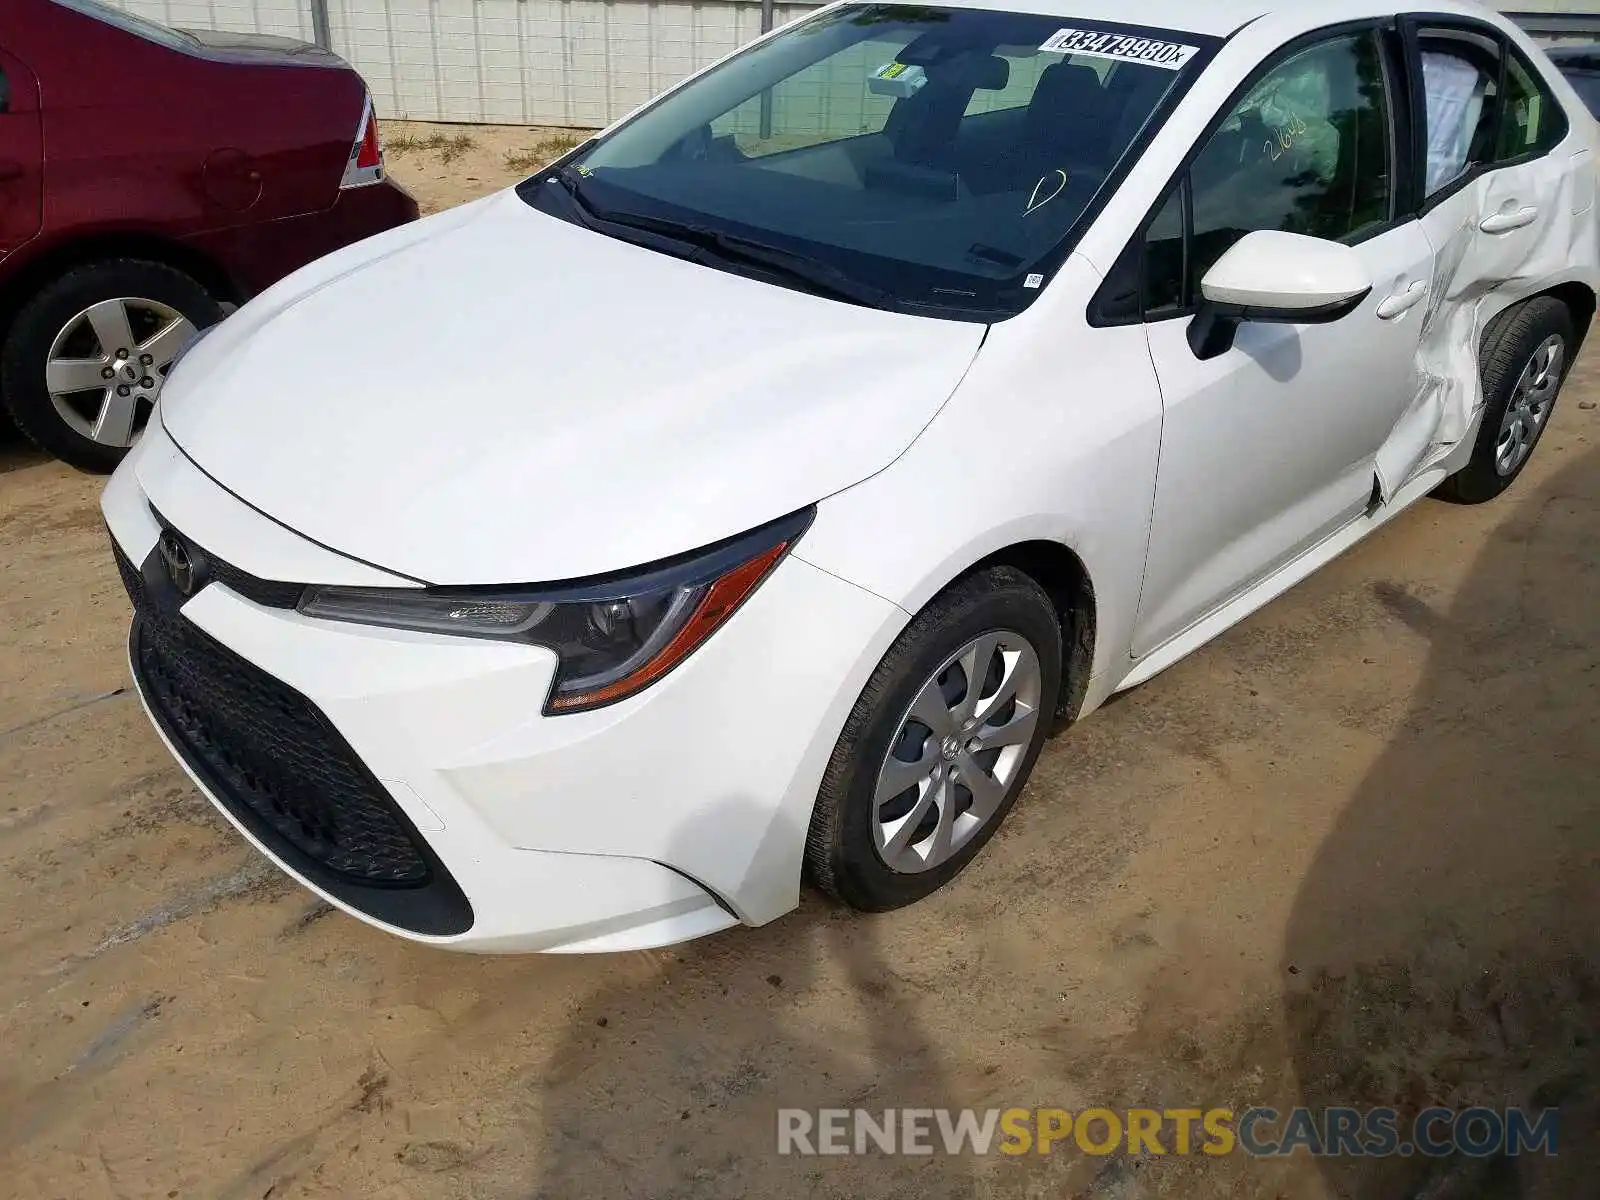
[48,0,197,50]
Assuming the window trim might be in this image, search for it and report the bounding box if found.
[1150,177,1191,317]
[1089,18,1408,328]
[1402,14,1572,217]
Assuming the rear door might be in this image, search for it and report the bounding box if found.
[1384,20,1584,487]
[0,45,43,257]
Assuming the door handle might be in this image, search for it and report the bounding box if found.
[1376,281,1428,320]
[0,160,23,182]
[1479,205,1539,234]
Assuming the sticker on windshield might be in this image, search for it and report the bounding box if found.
[1038,28,1199,71]
[869,60,928,98]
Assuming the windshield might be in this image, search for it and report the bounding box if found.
[50,0,197,49]
[519,4,1215,320]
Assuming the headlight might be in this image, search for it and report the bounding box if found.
[298,508,814,713]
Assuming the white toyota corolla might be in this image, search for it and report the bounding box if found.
[105,0,1598,952]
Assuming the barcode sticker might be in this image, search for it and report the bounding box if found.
[1039,28,1199,71]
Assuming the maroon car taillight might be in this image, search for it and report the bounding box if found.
[340,94,384,189]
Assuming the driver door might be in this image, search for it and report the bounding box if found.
[1130,27,1433,658]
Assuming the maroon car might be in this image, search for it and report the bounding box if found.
[0,0,417,470]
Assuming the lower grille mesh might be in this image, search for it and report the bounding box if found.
[133,609,430,883]
[112,537,472,934]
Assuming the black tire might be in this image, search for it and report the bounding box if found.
[0,259,223,472]
[1436,295,1575,505]
[805,566,1063,912]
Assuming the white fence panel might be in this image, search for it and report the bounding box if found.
[108,0,316,40]
[327,0,815,127]
[107,0,815,127]
[98,1,1600,128]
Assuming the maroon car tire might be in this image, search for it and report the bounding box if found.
[1,259,224,472]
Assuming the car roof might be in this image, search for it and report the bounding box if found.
[893,0,1500,40]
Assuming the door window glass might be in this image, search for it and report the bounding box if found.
[1185,32,1393,297]
[1422,50,1494,194]
[1496,50,1567,161]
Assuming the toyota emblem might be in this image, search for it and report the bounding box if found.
[158,530,196,596]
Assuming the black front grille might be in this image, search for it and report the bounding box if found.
[206,556,306,609]
[113,535,472,935]
[145,510,304,609]
[135,609,429,883]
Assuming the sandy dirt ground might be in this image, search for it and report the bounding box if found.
[2,143,1598,1198]
[380,122,596,214]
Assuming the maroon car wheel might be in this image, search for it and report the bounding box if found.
[0,259,223,472]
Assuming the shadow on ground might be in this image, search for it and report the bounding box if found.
[1284,446,1600,1198]
[512,450,1600,1200]
[520,804,980,1199]
[0,417,50,476]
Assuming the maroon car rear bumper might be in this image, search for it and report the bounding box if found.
[184,178,420,301]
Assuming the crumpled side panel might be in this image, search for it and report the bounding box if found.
[1377,148,1595,498]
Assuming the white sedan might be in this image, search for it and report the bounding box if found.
[104,0,1598,952]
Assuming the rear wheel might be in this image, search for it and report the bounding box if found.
[1437,295,1574,505]
[0,259,222,472]
[806,566,1063,912]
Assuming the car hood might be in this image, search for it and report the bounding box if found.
[159,190,986,585]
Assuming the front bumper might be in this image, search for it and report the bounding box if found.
[102,425,907,952]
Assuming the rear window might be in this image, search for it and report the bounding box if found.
[49,0,197,50]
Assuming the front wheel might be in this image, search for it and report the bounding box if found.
[805,566,1063,912]
[0,259,223,472]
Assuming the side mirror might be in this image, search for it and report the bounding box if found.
[1188,230,1373,361]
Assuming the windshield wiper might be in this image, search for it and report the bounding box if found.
[542,165,603,224]
[666,224,894,310]
[541,172,890,310]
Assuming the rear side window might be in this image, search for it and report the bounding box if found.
[1497,50,1568,161]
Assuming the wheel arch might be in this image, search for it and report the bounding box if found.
[1540,280,1596,358]
[0,231,239,354]
[968,539,1098,726]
